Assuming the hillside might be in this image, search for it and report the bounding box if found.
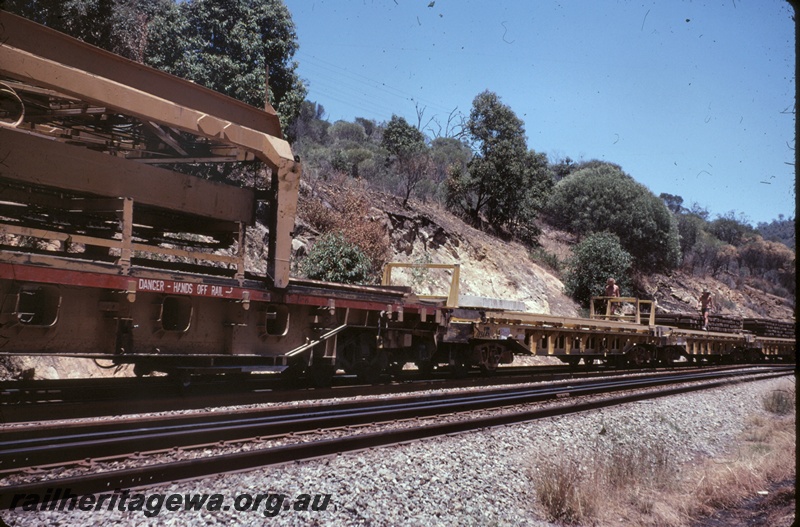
[292,180,581,317]
[293,179,795,322]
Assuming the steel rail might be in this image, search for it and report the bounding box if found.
[0,365,749,445]
[0,363,772,423]
[1,365,581,402]
[1,366,783,442]
[0,368,762,450]
[0,368,791,510]
[0,367,790,476]
[1,366,777,445]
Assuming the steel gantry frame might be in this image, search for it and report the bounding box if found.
[0,11,300,287]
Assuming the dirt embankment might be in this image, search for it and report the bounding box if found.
[297,181,794,322]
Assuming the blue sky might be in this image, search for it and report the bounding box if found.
[283,0,795,225]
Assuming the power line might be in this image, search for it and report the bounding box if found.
[296,51,458,122]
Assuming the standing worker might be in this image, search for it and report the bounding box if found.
[698,289,714,330]
[605,278,620,316]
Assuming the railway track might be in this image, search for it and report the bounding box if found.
[0,363,757,422]
[0,365,791,509]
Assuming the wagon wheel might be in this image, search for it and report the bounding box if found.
[475,343,502,374]
[446,346,470,378]
[307,363,335,388]
[387,361,406,377]
[415,360,435,377]
[353,360,382,385]
[611,355,627,369]
[340,332,385,384]
[565,356,580,367]
[450,360,468,379]
[626,345,650,367]
[133,363,152,377]
[666,346,684,365]
[167,369,192,388]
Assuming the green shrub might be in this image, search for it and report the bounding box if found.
[544,162,681,271]
[708,213,756,246]
[564,232,632,306]
[298,187,389,278]
[676,213,707,255]
[299,232,373,285]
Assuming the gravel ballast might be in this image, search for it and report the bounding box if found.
[2,376,793,527]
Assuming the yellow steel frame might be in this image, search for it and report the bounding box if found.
[382,262,461,308]
[590,296,656,325]
[0,11,300,287]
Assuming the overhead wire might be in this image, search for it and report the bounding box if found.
[295,51,457,122]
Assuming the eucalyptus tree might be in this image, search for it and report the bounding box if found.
[158,0,306,130]
[446,90,551,244]
[5,0,306,129]
[382,115,432,206]
[545,161,681,271]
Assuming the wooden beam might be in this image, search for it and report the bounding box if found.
[131,243,242,266]
[0,129,255,223]
[0,223,122,249]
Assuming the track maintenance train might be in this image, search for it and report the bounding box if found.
[0,12,794,385]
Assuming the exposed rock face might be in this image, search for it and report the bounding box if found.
[0,355,134,381]
[383,210,578,315]
[638,272,794,321]
[294,184,581,317]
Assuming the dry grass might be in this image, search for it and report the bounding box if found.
[529,381,796,526]
[761,385,796,415]
[685,382,796,519]
[299,184,390,276]
[687,414,795,516]
[530,435,685,526]
[534,458,599,524]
